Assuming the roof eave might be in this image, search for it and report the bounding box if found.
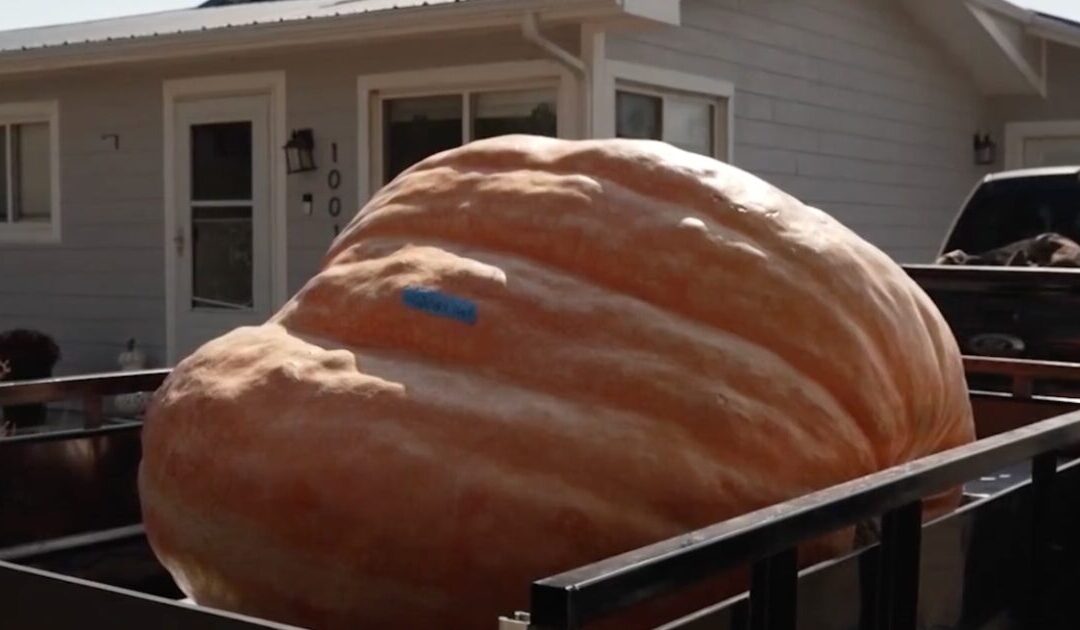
[968,0,1080,48]
[0,0,678,77]
[966,1,1047,97]
[1028,13,1080,49]
[901,0,1080,97]
[901,0,1054,97]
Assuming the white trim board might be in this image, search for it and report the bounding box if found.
[607,61,735,100]
[582,23,610,139]
[606,60,736,162]
[161,71,287,365]
[0,99,62,244]
[1005,120,1080,169]
[356,60,578,206]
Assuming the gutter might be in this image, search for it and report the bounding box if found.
[521,11,592,137]
[521,12,586,76]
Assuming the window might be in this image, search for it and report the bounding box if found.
[0,101,59,242]
[381,86,558,183]
[943,173,1080,255]
[610,62,732,162]
[616,87,724,158]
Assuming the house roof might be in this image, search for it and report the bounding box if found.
[7,0,1075,56]
[0,0,1075,91]
[198,0,286,6]
[0,0,677,76]
[0,0,473,53]
[1037,11,1080,29]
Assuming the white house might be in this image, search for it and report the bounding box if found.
[0,0,1079,373]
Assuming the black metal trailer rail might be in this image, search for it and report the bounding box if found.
[0,557,302,629]
[0,368,170,429]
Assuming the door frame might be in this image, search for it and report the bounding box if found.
[163,71,287,364]
[1004,119,1080,169]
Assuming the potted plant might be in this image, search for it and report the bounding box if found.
[0,328,61,428]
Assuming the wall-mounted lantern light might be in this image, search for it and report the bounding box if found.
[974,133,996,166]
[284,129,317,174]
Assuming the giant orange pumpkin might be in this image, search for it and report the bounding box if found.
[139,135,974,629]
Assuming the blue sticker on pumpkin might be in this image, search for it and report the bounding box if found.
[401,287,478,325]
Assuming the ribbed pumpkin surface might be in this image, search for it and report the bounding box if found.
[139,135,974,629]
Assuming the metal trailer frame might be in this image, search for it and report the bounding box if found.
[2,363,1080,629]
[0,368,170,429]
[508,411,1080,630]
[0,369,303,627]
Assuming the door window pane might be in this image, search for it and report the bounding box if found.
[191,122,252,201]
[191,205,253,310]
[12,122,51,221]
[664,97,714,157]
[616,91,662,140]
[383,95,463,183]
[0,126,7,221]
[472,88,557,140]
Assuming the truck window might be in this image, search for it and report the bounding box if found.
[944,173,1080,255]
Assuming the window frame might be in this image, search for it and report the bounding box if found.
[0,100,60,244]
[378,81,561,185]
[358,61,577,201]
[607,61,734,162]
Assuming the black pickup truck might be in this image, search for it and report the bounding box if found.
[904,166,1080,364]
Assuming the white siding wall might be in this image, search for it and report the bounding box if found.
[609,0,991,263]
[0,28,575,373]
[0,70,165,374]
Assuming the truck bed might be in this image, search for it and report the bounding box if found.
[905,264,1080,366]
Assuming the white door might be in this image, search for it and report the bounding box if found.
[1022,136,1080,168]
[171,95,272,360]
[1006,121,1080,169]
